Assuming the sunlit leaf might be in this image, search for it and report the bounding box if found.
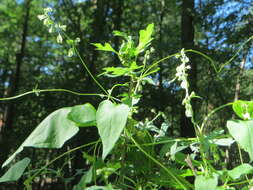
[113,30,128,40]
[67,103,96,127]
[232,100,253,120]
[96,100,130,159]
[92,43,116,53]
[194,175,218,190]
[211,138,235,146]
[137,23,154,53]
[228,163,253,180]
[227,120,253,161]
[2,108,79,167]
[0,158,30,183]
[86,184,115,190]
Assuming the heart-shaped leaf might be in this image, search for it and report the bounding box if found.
[232,100,253,120]
[0,157,30,183]
[67,103,96,127]
[2,108,79,168]
[96,100,130,159]
[227,120,253,160]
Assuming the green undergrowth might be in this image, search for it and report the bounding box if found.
[1,7,253,190]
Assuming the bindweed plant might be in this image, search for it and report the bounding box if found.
[1,7,253,190]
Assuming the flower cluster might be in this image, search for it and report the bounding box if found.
[37,8,80,57]
[175,49,195,118]
[37,8,66,44]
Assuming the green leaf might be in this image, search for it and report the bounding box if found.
[137,23,154,53]
[211,138,235,146]
[227,120,253,160]
[228,163,253,180]
[86,186,106,190]
[73,167,93,190]
[2,108,79,168]
[91,43,116,53]
[113,30,128,40]
[194,175,218,190]
[232,100,253,120]
[67,103,96,127]
[101,67,130,77]
[86,184,115,190]
[0,158,30,183]
[142,77,156,85]
[96,100,130,159]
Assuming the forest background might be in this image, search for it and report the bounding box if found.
[0,0,253,189]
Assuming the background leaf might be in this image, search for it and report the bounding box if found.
[96,100,130,159]
[67,103,96,127]
[0,158,30,183]
[2,108,79,167]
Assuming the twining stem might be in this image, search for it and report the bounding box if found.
[74,46,109,96]
[200,102,233,133]
[0,88,120,102]
[24,140,100,189]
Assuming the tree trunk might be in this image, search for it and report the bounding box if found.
[180,0,196,137]
[112,0,123,66]
[0,0,31,166]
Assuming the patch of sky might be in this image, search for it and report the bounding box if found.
[213,0,250,24]
[16,0,24,4]
[73,0,88,4]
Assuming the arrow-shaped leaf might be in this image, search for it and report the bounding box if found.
[96,100,130,159]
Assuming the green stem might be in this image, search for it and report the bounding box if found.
[73,46,109,95]
[61,31,109,96]
[128,130,193,190]
[237,143,250,183]
[0,88,120,102]
[24,140,100,188]
[200,102,233,133]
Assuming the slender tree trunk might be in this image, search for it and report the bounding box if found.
[233,56,246,102]
[89,0,108,77]
[180,0,196,137]
[0,0,31,166]
[112,0,123,66]
[225,55,247,168]
[158,0,165,111]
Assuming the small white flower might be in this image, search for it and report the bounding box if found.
[48,26,53,33]
[43,18,51,26]
[186,65,191,70]
[185,108,192,117]
[75,37,81,43]
[181,80,188,89]
[68,48,74,57]
[37,14,46,20]
[243,112,251,120]
[44,7,52,13]
[59,25,67,31]
[57,33,63,43]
